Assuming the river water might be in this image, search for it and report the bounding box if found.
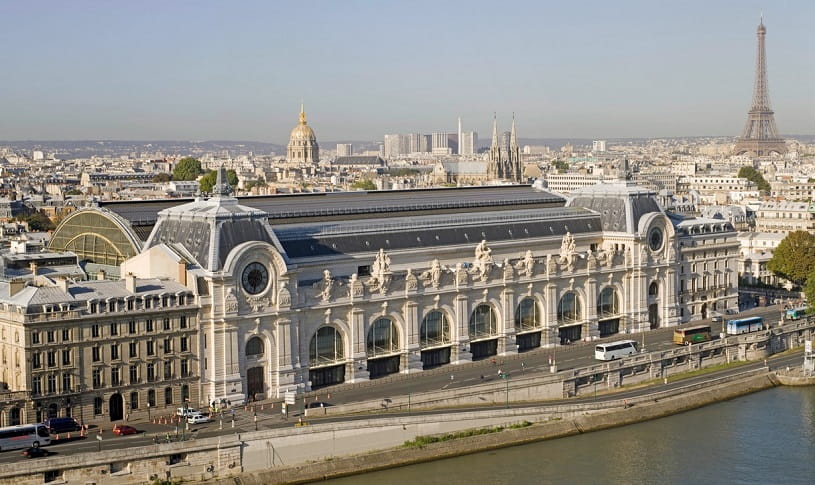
[322,387,815,485]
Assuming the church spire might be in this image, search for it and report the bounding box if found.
[510,112,518,148]
[491,113,499,147]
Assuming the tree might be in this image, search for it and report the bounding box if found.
[767,230,815,286]
[552,160,569,173]
[244,180,267,191]
[351,179,376,191]
[737,166,770,192]
[804,270,815,308]
[65,189,83,196]
[198,169,238,194]
[152,173,171,183]
[172,157,203,181]
[17,212,55,231]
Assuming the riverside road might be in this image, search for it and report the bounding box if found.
[0,305,791,463]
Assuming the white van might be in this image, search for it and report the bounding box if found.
[176,407,198,417]
[594,340,638,361]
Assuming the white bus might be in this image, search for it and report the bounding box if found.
[594,340,638,361]
[0,424,51,451]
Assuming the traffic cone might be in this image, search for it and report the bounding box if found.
[327,393,330,400]
[260,404,264,411]
[55,433,60,441]
[67,432,71,439]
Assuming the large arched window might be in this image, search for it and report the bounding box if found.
[597,287,619,317]
[367,318,400,357]
[515,298,541,332]
[649,281,659,297]
[246,337,264,357]
[557,292,582,324]
[310,326,344,366]
[469,304,497,339]
[420,311,451,348]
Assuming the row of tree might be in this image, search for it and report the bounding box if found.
[148,157,239,194]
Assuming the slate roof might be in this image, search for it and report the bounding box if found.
[567,180,662,233]
[274,207,600,259]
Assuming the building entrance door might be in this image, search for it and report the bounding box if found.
[247,367,264,401]
[109,393,124,421]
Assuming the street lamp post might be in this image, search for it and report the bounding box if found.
[77,385,84,427]
[501,372,510,409]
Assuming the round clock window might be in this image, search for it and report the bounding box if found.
[648,227,664,252]
[241,262,269,295]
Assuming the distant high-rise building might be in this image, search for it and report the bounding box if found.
[286,104,319,164]
[592,140,607,152]
[420,134,432,153]
[734,18,786,156]
[336,143,353,157]
[457,117,463,155]
[460,131,478,156]
[383,134,401,159]
[432,132,452,155]
[32,150,44,161]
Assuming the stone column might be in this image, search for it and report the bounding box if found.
[453,294,472,362]
[584,278,599,340]
[403,301,423,372]
[500,288,518,355]
[275,317,295,397]
[543,283,559,347]
[348,308,369,382]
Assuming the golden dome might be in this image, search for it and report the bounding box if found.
[289,104,316,141]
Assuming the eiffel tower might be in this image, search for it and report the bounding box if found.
[733,18,786,156]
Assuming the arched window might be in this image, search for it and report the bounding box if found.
[557,292,582,323]
[515,298,541,331]
[597,287,619,317]
[420,311,451,348]
[9,407,20,426]
[310,326,344,366]
[165,387,173,405]
[246,337,264,357]
[649,282,659,297]
[469,304,497,339]
[367,318,400,357]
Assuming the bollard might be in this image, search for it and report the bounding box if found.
[260,404,264,411]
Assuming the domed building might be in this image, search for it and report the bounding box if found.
[286,104,319,164]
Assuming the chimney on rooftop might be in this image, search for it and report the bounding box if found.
[56,277,69,293]
[125,273,137,293]
[29,262,38,275]
[97,269,106,281]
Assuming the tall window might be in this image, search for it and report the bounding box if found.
[309,326,344,366]
[47,350,56,367]
[110,323,118,336]
[92,368,102,389]
[164,387,173,405]
[181,359,189,378]
[515,298,541,332]
[128,321,137,334]
[419,311,451,348]
[62,373,71,392]
[557,292,582,324]
[164,361,172,380]
[146,341,155,356]
[47,375,56,394]
[147,389,156,407]
[32,376,42,395]
[597,287,619,317]
[62,349,71,366]
[111,367,120,386]
[130,365,139,384]
[129,342,138,358]
[469,304,497,339]
[93,397,103,415]
[130,391,139,410]
[110,344,119,360]
[147,363,155,382]
[366,318,399,357]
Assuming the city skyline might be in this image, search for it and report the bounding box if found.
[0,1,813,142]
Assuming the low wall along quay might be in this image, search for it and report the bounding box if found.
[0,319,812,485]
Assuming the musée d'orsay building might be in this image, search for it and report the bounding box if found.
[0,169,739,423]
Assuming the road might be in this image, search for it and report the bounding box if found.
[0,305,792,464]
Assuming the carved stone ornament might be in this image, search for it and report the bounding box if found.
[420,259,443,289]
[514,250,535,277]
[455,263,468,287]
[224,287,239,314]
[348,273,364,299]
[405,268,418,291]
[547,254,558,274]
[277,281,291,308]
[502,258,514,281]
[314,269,334,302]
[473,239,494,282]
[368,248,392,293]
[559,232,577,269]
[586,250,597,271]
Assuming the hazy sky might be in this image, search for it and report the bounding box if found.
[0,0,812,142]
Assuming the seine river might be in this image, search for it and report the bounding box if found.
[323,387,815,485]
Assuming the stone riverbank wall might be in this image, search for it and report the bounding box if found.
[0,319,811,485]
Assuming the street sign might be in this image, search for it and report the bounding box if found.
[284,391,296,405]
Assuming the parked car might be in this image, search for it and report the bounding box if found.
[711,315,724,323]
[176,407,199,417]
[306,402,333,409]
[21,447,51,458]
[113,425,138,436]
[187,414,211,424]
[44,417,81,434]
